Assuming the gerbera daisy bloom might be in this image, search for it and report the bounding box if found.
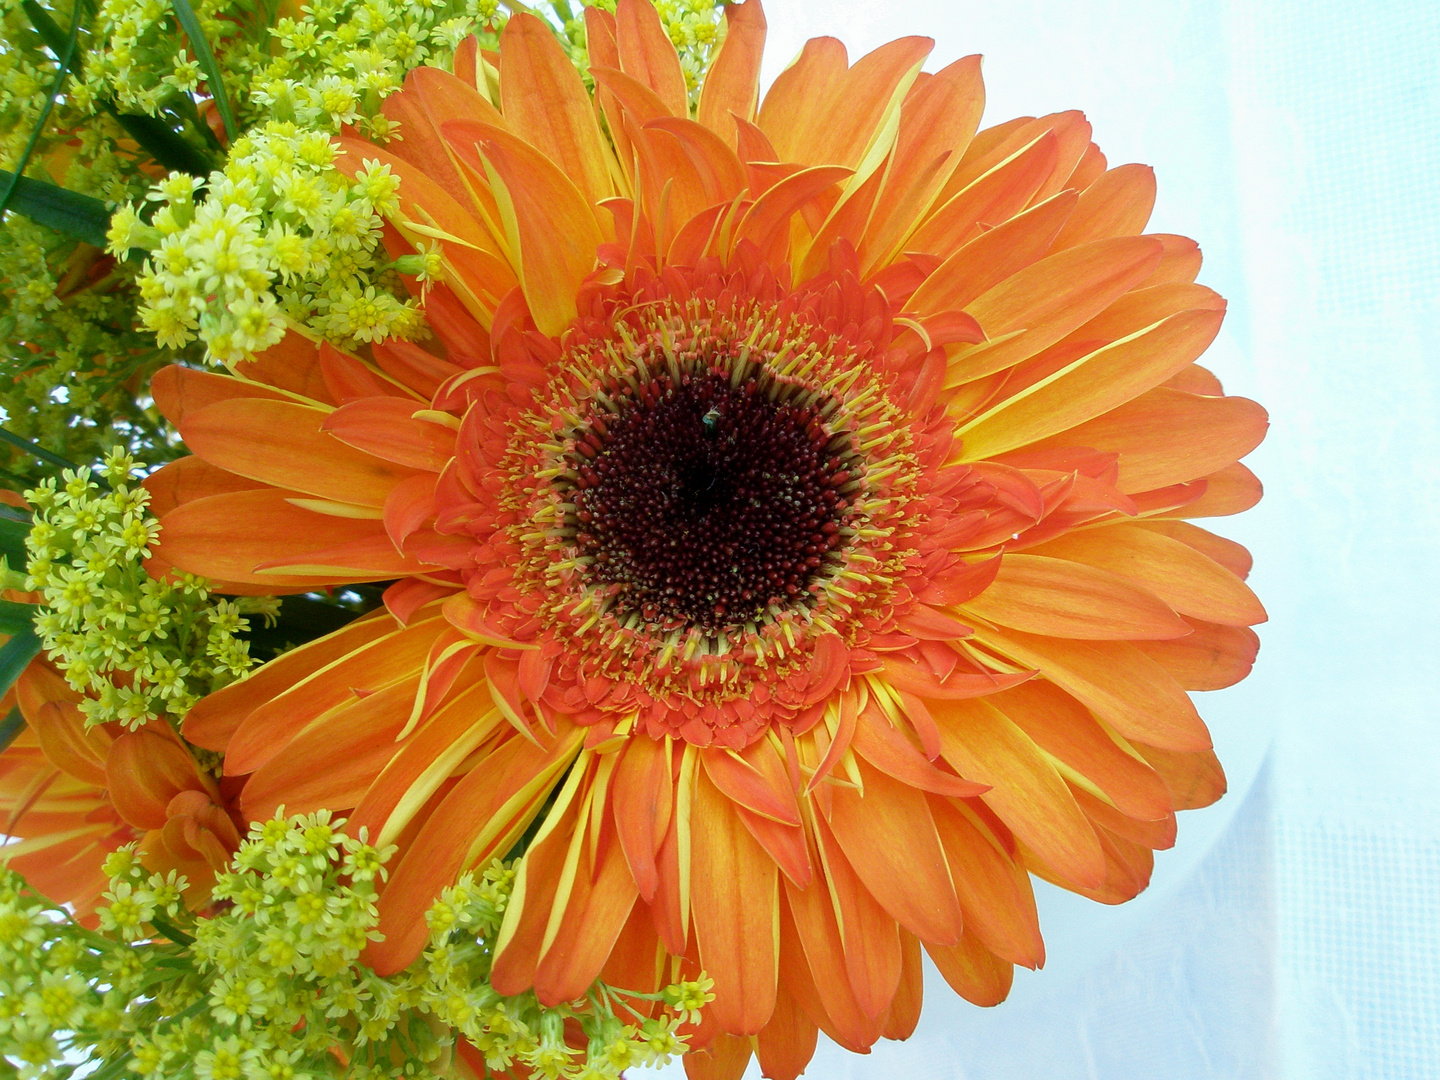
[146,1,1266,1075]
[0,656,244,918]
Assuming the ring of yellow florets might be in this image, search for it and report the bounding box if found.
[498,297,924,719]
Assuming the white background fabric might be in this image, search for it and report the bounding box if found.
[653,1,1440,1076]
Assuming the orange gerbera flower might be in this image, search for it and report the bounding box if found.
[146,2,1266,1075]
[0,658,244,918]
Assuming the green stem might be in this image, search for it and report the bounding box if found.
[0,0,83,217]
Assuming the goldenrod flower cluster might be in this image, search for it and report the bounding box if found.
[0,812,712,1080]
[112,129,428,360]
[0,213,175,490]
[22,448,274,730]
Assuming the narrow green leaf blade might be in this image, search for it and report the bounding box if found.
[20,0,77,69]
[108,111,213,178]
[0,601,35,637]
[0,171,109,247]
[0,707,24,755]
[0,426,80,471]
[169,0,238,143]
[0,0,80,217]
[0,512,30,572]
[0,626,41,698]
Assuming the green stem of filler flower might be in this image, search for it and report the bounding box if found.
[0,426,81,472]
[169,0,239,143]
[0,0,82,218]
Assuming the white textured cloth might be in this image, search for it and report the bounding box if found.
[655,1,1440,1076]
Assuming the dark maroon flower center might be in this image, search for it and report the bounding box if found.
[563,368,855,633]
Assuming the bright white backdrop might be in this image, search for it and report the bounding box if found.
[653,1,1440,1076]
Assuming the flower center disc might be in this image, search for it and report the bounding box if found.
[564,370,855,633]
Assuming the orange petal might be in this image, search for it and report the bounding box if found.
[908,189,1077,316]
[1135,619,1260,691]
[755,980,819,1080]
[781,874,886,1051]
[534,826,640,1005]
[989,679,1172,823]
[19,690,110,787]
[158,489,428,587]
[321,398,457,473]
[1141,519,1252,578]
[106,730,211,831]
[859,54,985,274]
[225,613,445,775]
[611,735,673,902]
[909,130,1060,258]
[925,927,1014,1006]
[958,306,1226,457]
[947,235,1164,387]
[1029,385,1268,494]
[823,756,963,945]
[349,673,501,844]
[1052,163,1157,249]
[181,609,396,752]
[930,696,1106,890]
[141,455,264,520]
[180,398,420,507]
[701,743,800,826]
[381,66,507,213]
[695,0,767,148]
[234,333,335,404]
[500,13,614,212]
[1133,742,1227,811]
[452,122,604,337]
[1170,461,1262,518]
[811,813,902,1019]
[1145,233,1204,286]
[733,164,851,262]
[150,363,299,427]
[1073,784,1175,851]
[645,116,749,204]
[766,36,932,171]
[626,119,714,252]
[372,724,583,975]
[689,767,779,1035]
[962,552,1192,640]
[489,773,586,995]
[238,676,418,820]
[757,36,848,162]
[682,1034,753,1080]
[1031,523,1266,626]
[1070,141,1108,189]
[972,625,1212,752]
[882,930,925,1039]
[615,0,689,117]
[850,701,988,797]
[879,656,1033,701]
[734,804,813,889]
[929,796,1045,968]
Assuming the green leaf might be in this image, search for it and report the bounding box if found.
[148,915,196,946]
[0,426,79,472]
[0,0,81,218]
[0,511,30,572]
[0,170,110,247]
[0,626,41,699]
[20,0,79,71]
[0,601,35,637]
[169,0,238,143]
[0,707,24,755]
[107,109,214,178]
